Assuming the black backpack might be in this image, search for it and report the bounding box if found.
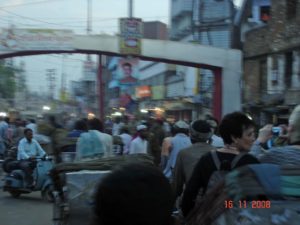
[206,150,246,193]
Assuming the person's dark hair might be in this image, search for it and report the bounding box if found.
[92,163,174,225]
[88,118,104,132]
[122,62,132,68]
[190,120,212,143]
[219,111,256,145]
[4,117,10,123]
[29,119,36,123]
[74,119,88,131]
[24,128,33,135]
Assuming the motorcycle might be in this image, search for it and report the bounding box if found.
[2,156,55,201]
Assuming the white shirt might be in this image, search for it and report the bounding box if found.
[129,136,148,154]
[17,138,46,160]
[99,132,114,157]
[112,122,124,136]
[211,134,224,148]
[119,133,132,154]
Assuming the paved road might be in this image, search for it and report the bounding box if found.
[0,168,53,225]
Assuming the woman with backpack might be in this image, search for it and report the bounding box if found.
[181,112,260,218]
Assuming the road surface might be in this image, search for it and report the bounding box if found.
[0,168,53,225]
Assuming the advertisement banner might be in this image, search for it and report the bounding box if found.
[119,18,143,55]
[136,86,151,98]
[0,28,74,51]
[151,85,165,100]
[116,57,139,85]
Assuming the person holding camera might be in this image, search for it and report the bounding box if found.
[251,105,300,165]
[17,128,46,188]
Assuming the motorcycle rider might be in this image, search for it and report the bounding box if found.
[17,128,46,188]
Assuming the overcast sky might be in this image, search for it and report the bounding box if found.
[0,0,170,97]
[0,0,242,97]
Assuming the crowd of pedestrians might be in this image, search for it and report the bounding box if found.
[2,105,300,224]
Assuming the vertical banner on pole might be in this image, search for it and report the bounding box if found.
[119,18,143,55]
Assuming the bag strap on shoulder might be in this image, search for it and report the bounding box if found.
[211,150,221,170]
[231,152,247,169]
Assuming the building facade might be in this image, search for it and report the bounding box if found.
[243,0,300,125]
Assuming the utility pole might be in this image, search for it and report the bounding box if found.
[87,0,92,35]
[129,0,133,18]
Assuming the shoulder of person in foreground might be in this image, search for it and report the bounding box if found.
[258,145,300,165]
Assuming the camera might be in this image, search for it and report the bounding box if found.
[272,126,282,136]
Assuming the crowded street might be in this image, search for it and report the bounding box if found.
[0,0,300,225]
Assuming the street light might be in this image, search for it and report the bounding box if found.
[42,105,51,111]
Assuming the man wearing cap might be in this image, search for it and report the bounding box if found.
[172,120,216,199]
[206,118,224,148]
[163,120,192,180]
[129,125,148,154]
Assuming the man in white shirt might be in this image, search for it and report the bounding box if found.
[129,125,148,154]
[18,128,46,187]
[119,125,132,154]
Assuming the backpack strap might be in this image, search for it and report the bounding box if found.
[231,152,247,169]
[211,150,221,170]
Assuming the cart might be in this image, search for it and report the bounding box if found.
[50,154,154,225]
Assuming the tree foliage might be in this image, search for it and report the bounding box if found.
[0,60,17,99]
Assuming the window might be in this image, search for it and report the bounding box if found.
[285,52,293,88]
[260,6,271,23]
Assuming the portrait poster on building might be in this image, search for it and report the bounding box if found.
[116,57,139,85]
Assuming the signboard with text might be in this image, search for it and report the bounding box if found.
[0,28,74,51]
[119,18,143,55]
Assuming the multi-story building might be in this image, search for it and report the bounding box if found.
[243,0,300,125]
[169,0,238,120]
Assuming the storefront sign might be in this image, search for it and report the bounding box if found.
[151,85,165,100]
[136,86,151,98]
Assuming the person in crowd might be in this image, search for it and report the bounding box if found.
[148,118,165,166]
[119,125,132,154]
[90,163,175,225]
[67,119,88,138]
[76,118,113,161]
[112,116,124,136]
[160,126,175,170]
[13,118,26,145]
[17,128,46,187]
[25,119,38,135]
[251,105,300,165]
[49,115,63,129]
[181,112,260,217]
[172,120,216,199]
[129,125,148,154]
[206,116,224,148]
[163,120,192,180]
